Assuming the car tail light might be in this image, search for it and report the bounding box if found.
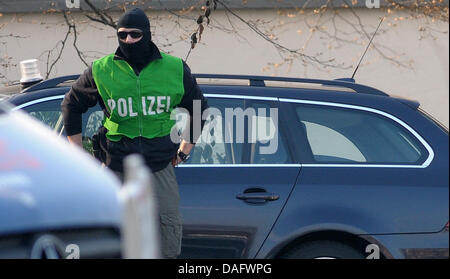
[445,222,449,232]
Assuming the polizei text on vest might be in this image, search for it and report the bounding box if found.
[107,96,171,117]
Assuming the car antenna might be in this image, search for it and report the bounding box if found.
[351,16,385,80]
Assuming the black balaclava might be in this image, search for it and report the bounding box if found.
[117,8,152,69]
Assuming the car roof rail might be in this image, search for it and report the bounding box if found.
[193,74,388,96]
[20,73,388,97]
[21,75,81,93]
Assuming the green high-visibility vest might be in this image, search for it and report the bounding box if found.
[92,52,184,142]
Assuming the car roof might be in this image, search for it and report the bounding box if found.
[4,74,419,112]
[6,87,68,106]
[14,74,389,95]
[0,84,22,102]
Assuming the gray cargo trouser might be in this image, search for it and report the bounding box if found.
[114,162,182,259]
[152,162,182,259]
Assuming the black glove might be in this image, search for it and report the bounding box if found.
[92,126,107,163]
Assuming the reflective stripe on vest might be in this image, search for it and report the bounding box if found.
[92,52,184,141]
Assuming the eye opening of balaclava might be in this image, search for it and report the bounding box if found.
[117,8,152,65]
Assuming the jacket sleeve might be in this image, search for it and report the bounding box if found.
[61,66,99,136]
[177,61,209,144]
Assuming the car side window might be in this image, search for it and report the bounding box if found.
[295,104,428,164]
[302,121,366,162]
[21,99,64,134]
[177,98,245,165]
[247,100,292,164]
[21,99,104,154]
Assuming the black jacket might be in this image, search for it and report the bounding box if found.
[61,42,208,173]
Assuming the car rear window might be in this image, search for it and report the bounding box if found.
[295,104,429,165]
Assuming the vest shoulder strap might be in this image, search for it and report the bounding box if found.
[92,53,115,75]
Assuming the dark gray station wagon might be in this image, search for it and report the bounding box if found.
[2,74,449,259]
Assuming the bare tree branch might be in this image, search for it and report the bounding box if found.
[39,11,92,79]
[83,0,117,29]
[2,0,448,85]
[385,0,449,22]
[214,0,344,69]
[63,11,89,67]
[41,17,72,79]
[342,0,411,68]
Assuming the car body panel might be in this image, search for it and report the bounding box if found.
[362,230,449,259]
[255,167,449,258]
[0,107,122,236]
[2,76,448,259]
[176,166,300,258]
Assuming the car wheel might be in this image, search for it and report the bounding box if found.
[280,240,365,259]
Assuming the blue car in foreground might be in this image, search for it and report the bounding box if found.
[0,103,122,258]
[2,74,448,259]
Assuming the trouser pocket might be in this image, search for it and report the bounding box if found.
[159,214,182,259]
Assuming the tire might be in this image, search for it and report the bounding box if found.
[280,240,366,259]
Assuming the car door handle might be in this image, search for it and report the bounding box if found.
[236,193,279,201]
[236,188,279,202]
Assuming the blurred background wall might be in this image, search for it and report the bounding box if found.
[1,0,448,126]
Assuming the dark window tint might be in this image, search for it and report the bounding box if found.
[295,104,428,164]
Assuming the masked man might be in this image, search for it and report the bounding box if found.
[62,8,208,258]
